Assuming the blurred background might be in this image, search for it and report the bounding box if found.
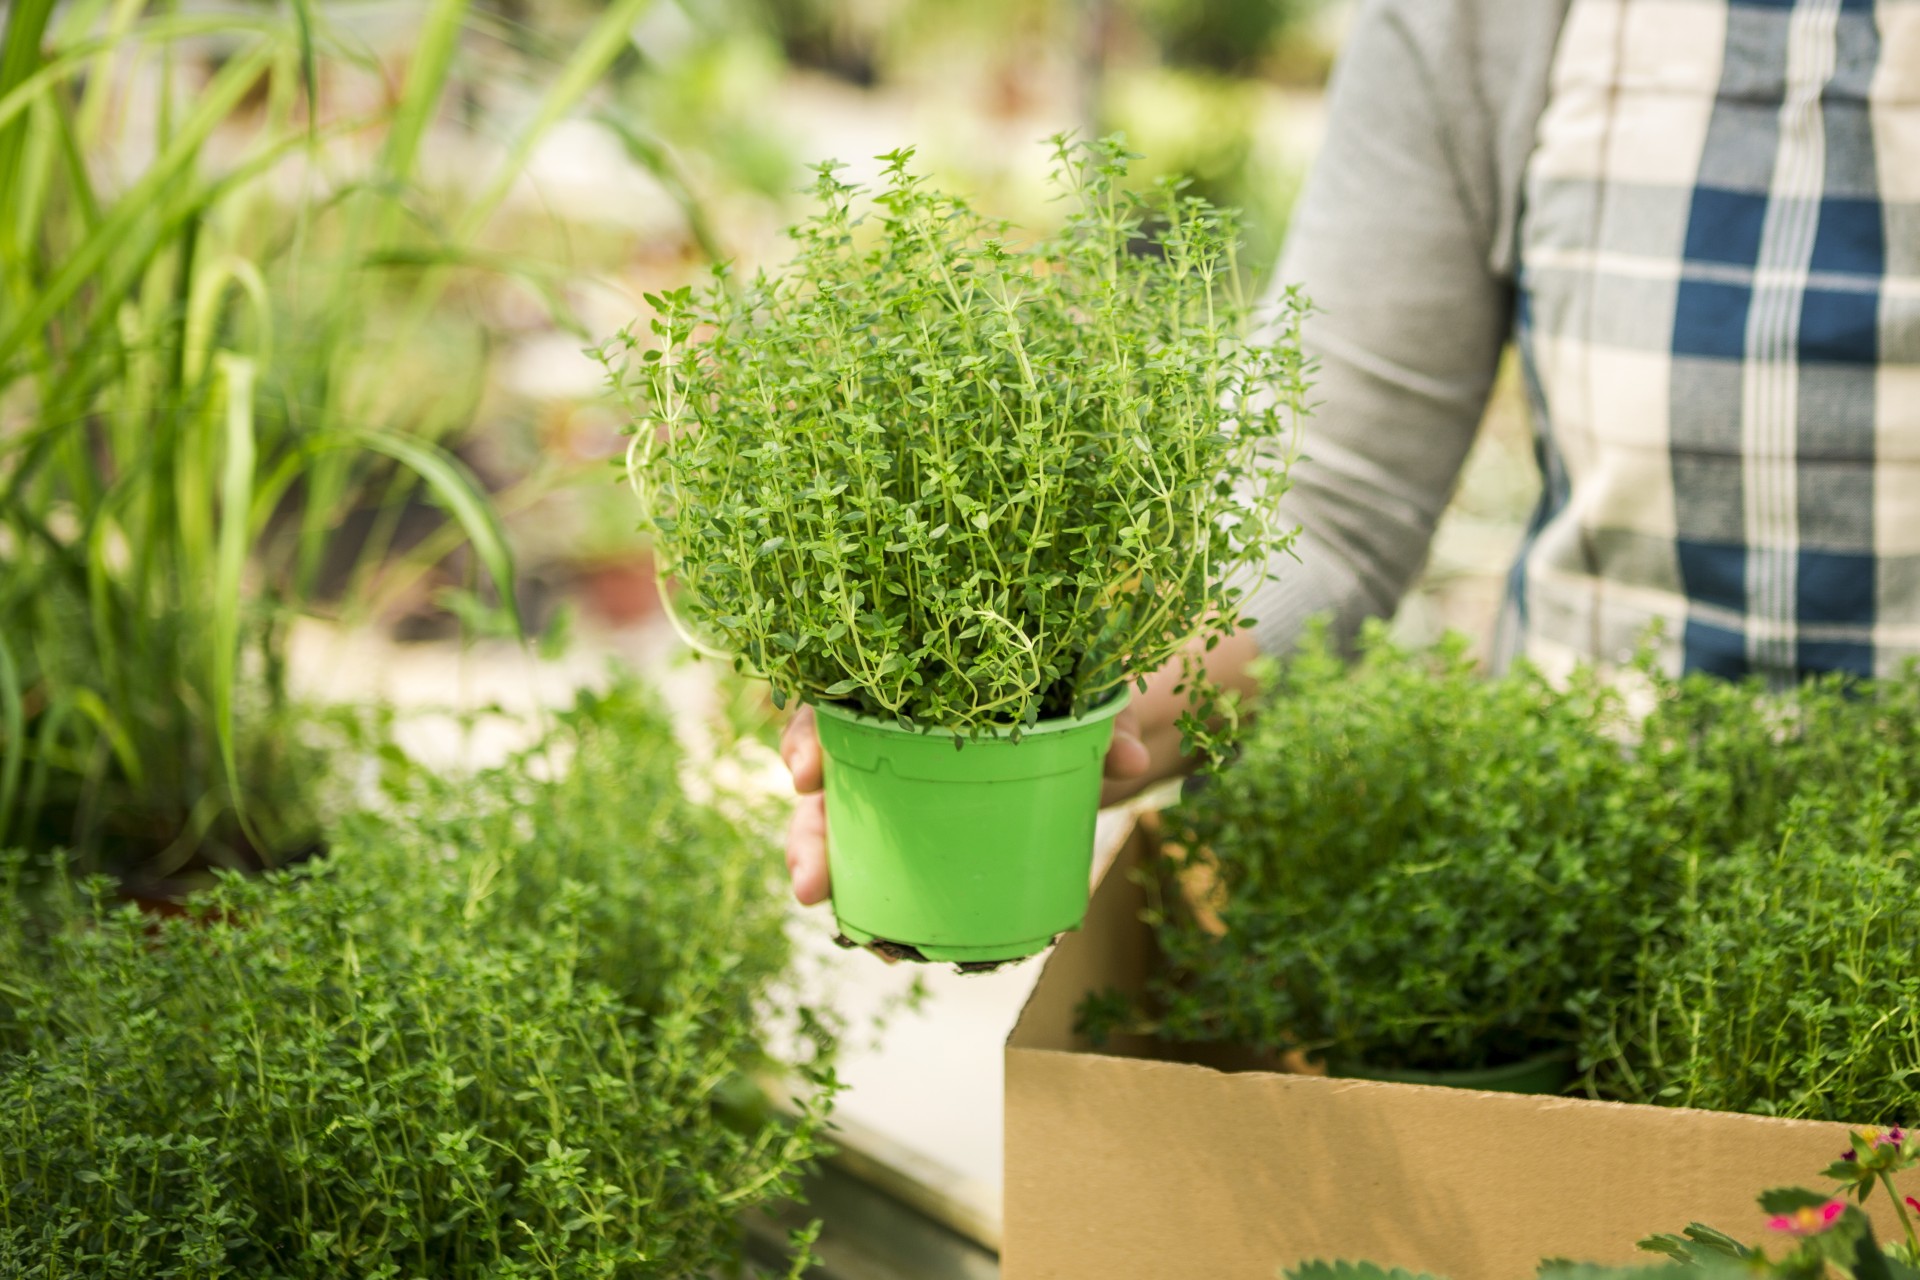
[7,0,1537,678]
[0,0,1539,1270]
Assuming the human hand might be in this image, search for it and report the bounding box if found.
[777,702,1152,906]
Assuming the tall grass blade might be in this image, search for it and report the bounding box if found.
[213,354,258,831]
[0,15,280,138]
[455,0,654,241]
[347,431,522,637]
[288,0,318,141]
[66,688,142,791]
[0,633,23,848]
[596,108,723,262]
[0,0,56,240]
[0,37,278,367]
[381,0,467,184]
[71,0,141,142]
[381,0,655,362]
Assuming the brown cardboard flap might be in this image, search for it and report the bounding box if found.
[1005,823,1916,1280]
[1008,819,1154,1055]
[1005,1045,1904,1280]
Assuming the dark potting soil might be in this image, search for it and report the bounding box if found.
[116,837,328,906]
[831,932,1047,975]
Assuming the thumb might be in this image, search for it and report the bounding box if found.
[1104,705,1150,779]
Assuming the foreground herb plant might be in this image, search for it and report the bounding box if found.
[0,683,834,1278]
[602,136,1306,733]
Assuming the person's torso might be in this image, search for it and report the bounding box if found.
[1511,0,1920,683]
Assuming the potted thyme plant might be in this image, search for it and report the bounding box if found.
[1086,627,1920,1101]
[601,137,1307,962]
[1579,666,1920,1123]
[1092,625,1663,1090]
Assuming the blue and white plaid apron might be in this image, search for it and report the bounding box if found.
[1510,0,1920,683]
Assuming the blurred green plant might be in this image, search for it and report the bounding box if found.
[0,679,837,1278]
[1120,0,1329,75]
[738,0,888,85]
[0,0,661,884]
[1100,66,1304,280]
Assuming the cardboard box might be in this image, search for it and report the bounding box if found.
[1005,824,1916,1280]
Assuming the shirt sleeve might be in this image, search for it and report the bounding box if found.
[1238,0,1523,656]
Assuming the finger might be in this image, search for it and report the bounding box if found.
[1103,704,1151,780]
[780,704,823,794]
[785,792,831,906]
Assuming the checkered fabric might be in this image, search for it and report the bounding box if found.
[1509,0,1920,683]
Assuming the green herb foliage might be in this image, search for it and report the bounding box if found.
[602,136,1306,732]
[1130,623,1659,1073]
[1588,672,1920,1124]
[0,683,835,1278]
[1111,625,1920,1121]
[0,0,660,881]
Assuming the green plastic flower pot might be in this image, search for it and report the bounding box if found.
[814,692,1129,964]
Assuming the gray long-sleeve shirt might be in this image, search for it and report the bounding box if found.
[1242,0,1570,655]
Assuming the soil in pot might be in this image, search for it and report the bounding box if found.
[831,930,1050,974]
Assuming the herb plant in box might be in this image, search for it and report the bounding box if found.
[1102,625,1666,1088]
[601,137,1306,962]
[1581,668,1920,1123]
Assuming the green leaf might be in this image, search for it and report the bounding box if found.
[1758,1188,1835,1216]
[1636,1223,1753,1262]
[0,36,280,367]
[210,354,257,837]
[1286,1263,1445,1280]
[0,629,22,847]
[379,0,466,185]
[345,431,521,639]
[65,687,142,791]
[1849,1231,1898,1280]
[0,0,56,246]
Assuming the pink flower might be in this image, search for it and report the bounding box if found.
[1843,1127,1909,1160]
[1767,1200,1845,1236]
[1908,1196,1920,1215]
